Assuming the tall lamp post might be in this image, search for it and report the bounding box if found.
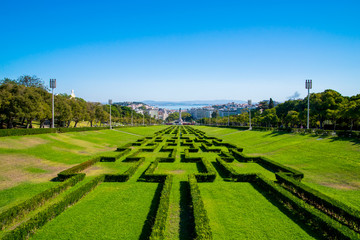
[248,99,252,130]
[108,99,112,129]
[131,110,133,126]
[50,79,56,128]
[227,106,230,126]
[143,111,145,126]
[305,79,312,129]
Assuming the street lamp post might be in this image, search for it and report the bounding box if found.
[305,79,312,129]
[131,110,133,126]
[108,99,112,129]
[143,111,145,126]
[248,99,252,130]
[50,79,56,128]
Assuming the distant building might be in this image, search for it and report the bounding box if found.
[189,108,213,119]
[70,90,76,99]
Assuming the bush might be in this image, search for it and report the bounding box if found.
[149,175,173,240]
[276,172,360,232]
[104,157,145,182]
[0,174,85,230]
[188,174,212,240]
[2,175,104,240]
[142,160,168,182]
[58,157,102,180]
[255,174,359,240]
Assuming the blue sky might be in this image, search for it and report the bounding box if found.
[1,1,359,102]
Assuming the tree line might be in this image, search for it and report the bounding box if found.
[0,76,160,129]
[199,89,360,131]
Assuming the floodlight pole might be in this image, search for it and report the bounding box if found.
[143,111,145,126]
[305,79,312,129]
[248,99,252,130]
[109,99,112,129]
[50,79,56,128]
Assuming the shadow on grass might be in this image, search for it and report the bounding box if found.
[265,131,290,137]
[139,182,163,240]
[252,183,325,240]
[179,181,195,240]
[211,161,230,180]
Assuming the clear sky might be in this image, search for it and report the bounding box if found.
[1,1,359,103]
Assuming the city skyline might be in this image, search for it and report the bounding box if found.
[1,1,359,102]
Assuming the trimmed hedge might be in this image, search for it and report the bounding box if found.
[188,174,212,240]
[255,175,360,240]
[104,157,145,182]
[100,148,131,162]
[2,175,104,240]
[149,175,173,240]
[0,174,85,230]
[276,172,360,232]
[0,126,133,137]
[142,160,168,182]
[201,143,221,153]
[230,149,304,180]
[215,157,257,182]
[58,157,101,180]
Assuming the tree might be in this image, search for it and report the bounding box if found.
[211,110,219,119]
[285,111,299,128]
[269,98,274,109]
[17,75,47,90]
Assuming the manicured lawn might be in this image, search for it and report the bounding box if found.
[199,181,318,240]
[194,126,360,210]
[31,182,159,240]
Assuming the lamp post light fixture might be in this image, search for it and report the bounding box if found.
[248,99,252,130]
[305,79,312,129]
[49,79,56,128]
[108,99,112,129]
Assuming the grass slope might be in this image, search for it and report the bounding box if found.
[194,126,360,210]
[31,182,158,240]
[199,181,317,240]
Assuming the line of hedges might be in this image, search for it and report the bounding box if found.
[255,174,360,240]
[230,149,304,180]
[0,173,85,230]
[201,143,221,153]
[0,126,131,137]
[276,172,360,232]
[100,148,131,162]
[57,157,102,180]
[215,157,257,182]
[188,174,212,240]
[142,160,168,182]
[2,175,104,240]
[149,175,173,240]
[104,157,145,182]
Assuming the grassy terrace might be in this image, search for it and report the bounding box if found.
[0,125,359,239]
[193,126,360,210]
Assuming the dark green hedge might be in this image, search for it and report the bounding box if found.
[142,160,168,182]
[58,157,101,180]
[2,175,104,240]
[0,174,85,230]
[0,126,124,137]
[215,157,256,182]
[276,172,360,232]
[104,157,145,182]
[230,149,304,180]
[255,174,360,240]
[100,148,131,162]
[149,175,173,240]
[188,174,213,240]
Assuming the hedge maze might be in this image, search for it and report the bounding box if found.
[1,126,360,239]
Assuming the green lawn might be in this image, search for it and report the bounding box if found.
[31,182,159,240]
[193,126,360,210]
[199,181,318,240]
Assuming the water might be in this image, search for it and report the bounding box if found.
[153,105,208,110]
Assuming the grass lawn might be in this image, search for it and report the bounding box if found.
[194,126,360,210]
[199,181,319,240]
[0,126,166,211]
[31,182,159,240]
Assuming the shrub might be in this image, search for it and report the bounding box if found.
[276,172,360,232]
[255,174,359,240]
[188,174,212,240]
[2,175,104,240]
[58,157,102,180]
[104,157,145,182]
[0,174,85,230]
[149,175,173,240]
